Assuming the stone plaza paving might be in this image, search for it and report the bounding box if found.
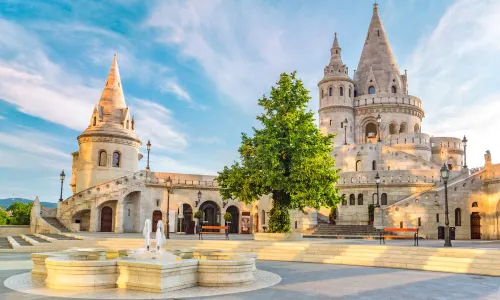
[1,251,500,300]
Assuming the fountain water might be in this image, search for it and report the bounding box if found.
[142,219,151,251]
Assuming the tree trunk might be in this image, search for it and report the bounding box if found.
[268,191,291,233]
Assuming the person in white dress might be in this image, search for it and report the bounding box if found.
[143,219,151,251]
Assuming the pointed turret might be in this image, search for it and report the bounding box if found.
[98,54,127,121]
[354,3,402,96]
[324,33,349,78]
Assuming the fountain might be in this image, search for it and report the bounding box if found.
[27,219,262,294]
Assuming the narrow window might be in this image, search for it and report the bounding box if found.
[400,221,403,228]
[93,116,97,126]
[349,88,352,98]
[335,50,338,54]
[418,217,421,227]
[356,160,361,171]
[329,120,332,126]
[126,120,129,129]
[368,86,375,94]
[262,210,266,225]
[321,89,324,98]
[436,214,439,222]
[391,86,397,93]
[329,87,332,96]
[156,199,160,207]
[339,87,344,96]
[349,194,355,205]
[381,193,388,205]
[357,194,363,205]
[341,122,343,129]
[128,209,130,217]
[98,150,107,166]
[112,152,120,167]
[455,208,461,226]
[472,202,478,208]
[295,221,298,229]
[372,160,377,171]
[377,29,380,37]
[354,90,358,97]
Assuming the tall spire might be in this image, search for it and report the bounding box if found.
[98,54,126,121]
[324,32,349,78]
[354,3,401,95]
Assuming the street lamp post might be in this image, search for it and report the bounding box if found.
[343,118,348,145]
[440,164,452,247]
[462,136,468,169]
[59,170,66,202]
[376,114,382,142]
[375,172,380,207]
[146,140,151,171]
[166,176,173,239]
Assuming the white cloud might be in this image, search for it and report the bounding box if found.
[0,115,5,120]
[145,0,335,113]
[160,79,192,102]
[129,98,189,152]
[407,0,500,167]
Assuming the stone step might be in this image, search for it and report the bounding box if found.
[41,217,71,232]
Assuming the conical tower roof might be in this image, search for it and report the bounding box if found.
[98,54,126,120]
[323,33,350,79]
[354,3,401,95]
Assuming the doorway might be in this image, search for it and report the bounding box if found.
[471,212,481,239]
[152,210,162,232]
[200,201,220,231]
[226,206,240,234]
[100,206,113,232]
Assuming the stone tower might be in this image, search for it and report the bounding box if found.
[318,33,355,146]
[71,55,142,193]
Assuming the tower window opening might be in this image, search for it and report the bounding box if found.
[93,116,97,126]
[321,89,324,98]
[349,88,352,98]
[381,193,388,205]
[98,150,107,167]
[391,86,397,93]
[339,87,344,96]
[368,86,375,94]
[329,120,332,126]
[354,90,358,97]
[336,50,338,54]
[329,87,332,96]
[341,122,343,129]
[112,151,121,167]
[377,30,380,37]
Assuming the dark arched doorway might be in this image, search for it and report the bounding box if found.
[254,213,259,233]
[178,204,194,234]
[226,206,239,234]
[200,201,220,231]
[152,210,162,232]
[365,122,377,142]
[471,212,481,239]
[100,206,113,232]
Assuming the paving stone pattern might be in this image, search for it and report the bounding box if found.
[0,237,12,249]
[11,236,31,246]
[25,235,50,243]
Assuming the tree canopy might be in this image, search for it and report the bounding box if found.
[217,72,341,232]
[6,201,32,225]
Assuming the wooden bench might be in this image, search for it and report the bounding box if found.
[380,228,419,246]
[198,225,229,240]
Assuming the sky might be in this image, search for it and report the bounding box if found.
[1,0,499,203]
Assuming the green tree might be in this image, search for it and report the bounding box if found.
[0,209,8,225]
[6,202,32,225]
[217,72,341,233]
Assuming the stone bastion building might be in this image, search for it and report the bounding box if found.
[30,3,500,240]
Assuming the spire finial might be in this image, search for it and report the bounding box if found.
[374,1,378,13]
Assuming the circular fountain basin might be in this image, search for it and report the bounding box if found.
[31,252,68,281]
[45,256,118,290]
[193,251,256,287]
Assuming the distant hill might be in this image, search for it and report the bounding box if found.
[0,198,58,209]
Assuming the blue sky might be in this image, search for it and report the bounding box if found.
[1,0,499,202]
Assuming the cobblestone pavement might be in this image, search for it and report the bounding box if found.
[1,253,499,299]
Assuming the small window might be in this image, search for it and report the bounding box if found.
[126,120,129,129]
[472,202,478,208]
[356,160,361,171]
[295,221,298,229]
[414,124,420,133]
[321,89,324,98]
[368,86,375,94]
[377,29,380,37]
[128,209,131,217]
[391,86,397,93]
[329,87,333,96]
[98,150,107,166]
[399,123,407,134]
[436,214,439,222]
[418,217,421,227]
[349,194,355,205]
[339,87,344,96]
[399,221,403,228]
[341,122,343,128]
[335,50,338,54]
[455,208,461,226]
[329,120,332,126]
[349,88,352,98]
[93,116,97,126]
[372,160,377,171]
[354,89,358,97]
[389,123,397,135]
[156,199,160,207]
[381,193,388,205]
[112,151,120,167]
[357,194,363,205]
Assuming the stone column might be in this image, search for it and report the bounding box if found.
[115,202,124,233]
[89,204,99,232]
[374,207,384,230]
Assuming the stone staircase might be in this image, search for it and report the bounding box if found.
[42,217,71,232]
[305,224,381,238]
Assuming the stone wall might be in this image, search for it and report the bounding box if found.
[0,225,30,236]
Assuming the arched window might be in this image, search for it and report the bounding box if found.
[126,120,129,129]
[399,123,407,134]
[261,210,265,225]
[372,160,377,171]
[112,151,120,167]
[329,87,333,96]
[349,88,352,98]
[341,194,347,206]
[98,150,107,166]
[414,124,420,133]
[368,86,375,94]
[357,194,363,205]
[455,208,462,226]
[389,123,397,135]
[321,89,324,98]
[472,202,478,208]
[93,117,97,126]
[339,87,344,96]
[391,86,397,93]
[356,160,361,171]
[349,194,355,205]
[354,89,358,97]
[381,193,388,205]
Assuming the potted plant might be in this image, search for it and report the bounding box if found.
[223,212,232,224]
[194,210,204,234]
